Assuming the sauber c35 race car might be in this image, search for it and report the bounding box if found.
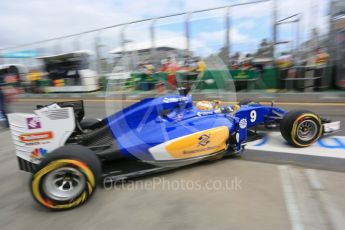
[8,89,340,210]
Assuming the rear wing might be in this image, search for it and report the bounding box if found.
[37,100,85,122]
[8,107,76,172]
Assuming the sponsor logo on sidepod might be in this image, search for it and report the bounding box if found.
[198,134,210,146]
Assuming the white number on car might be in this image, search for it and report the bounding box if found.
[250,110,257,122]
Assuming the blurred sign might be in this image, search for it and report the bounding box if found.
[1,50,38,58]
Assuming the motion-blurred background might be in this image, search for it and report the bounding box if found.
[0,0,344,98]
[0,1,345,230]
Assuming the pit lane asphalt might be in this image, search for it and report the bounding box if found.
[0,100,344,230]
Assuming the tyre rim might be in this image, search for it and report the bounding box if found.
[297,120,318,142]
[42,167,86,201]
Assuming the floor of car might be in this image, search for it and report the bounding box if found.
[101,159,161,180]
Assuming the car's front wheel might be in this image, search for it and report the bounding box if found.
[31,145,101,210]
[280,110,323,147]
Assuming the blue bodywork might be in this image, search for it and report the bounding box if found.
[106,94,287,161]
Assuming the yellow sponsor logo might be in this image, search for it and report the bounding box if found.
[166,126,229,159]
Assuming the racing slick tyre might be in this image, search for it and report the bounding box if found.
[280,110,323,147]
[30,145,101,210]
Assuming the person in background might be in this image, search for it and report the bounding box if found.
[27,70,42,93]
[160,56,178,90]
[0,72,10,128]
[195,57,207,73]
[276,52,293,91]
[139,61,155,75]
[183,55,196,71]
[307,48,330,91]
[137,61,156,91]
[181,56,207,90]
[180,55,196,89]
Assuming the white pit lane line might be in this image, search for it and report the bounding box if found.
[278,165,305,230]
[304,169,345,230]
[279,166,345,230]
[246,132,345,159]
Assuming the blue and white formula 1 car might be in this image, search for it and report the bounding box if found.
[8,89,340,210]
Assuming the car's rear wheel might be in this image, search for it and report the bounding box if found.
[280,110,322,147]
[31,145,101,210]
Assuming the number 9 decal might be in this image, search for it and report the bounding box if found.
[250,110,257,122]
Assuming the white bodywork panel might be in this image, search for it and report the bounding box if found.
[323,121,341,133]
[149,138,180,161]
[8,107,76,164]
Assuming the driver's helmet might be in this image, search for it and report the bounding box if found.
[196,101,214,110]
[231,104,241,113]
